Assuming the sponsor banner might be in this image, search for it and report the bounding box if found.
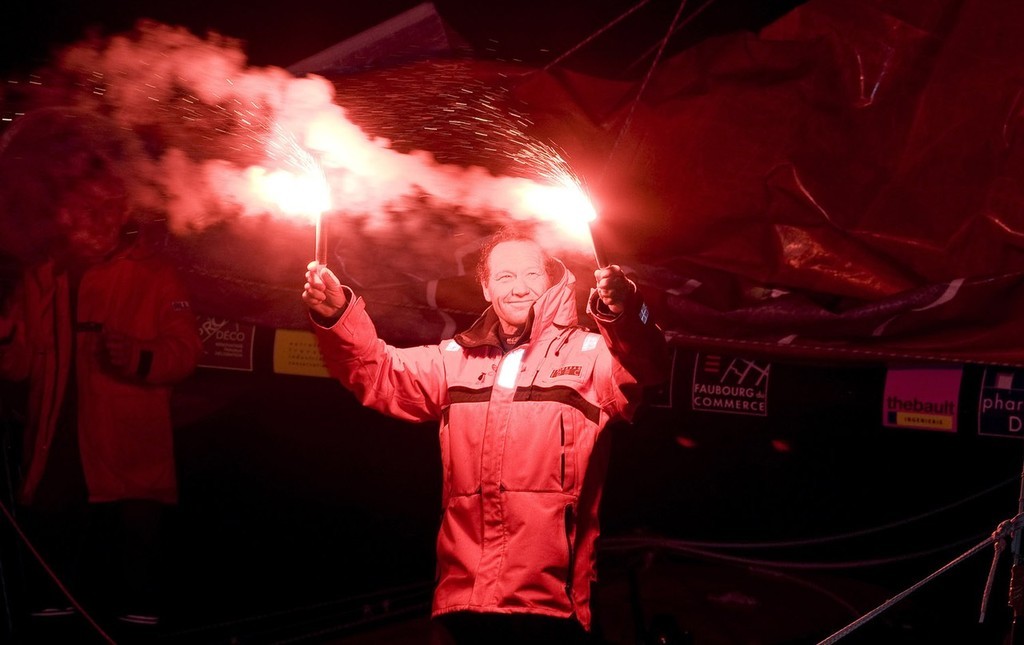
[197,317,255,371]
[273,329,330,377]
[978,369,1024,438]
[691,353,769,417]
[882,365,961,432]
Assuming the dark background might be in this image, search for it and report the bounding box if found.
[2,2,1023,644]
[152,341,1024,643]
[2,330,1005,643]
[0,1,805,76]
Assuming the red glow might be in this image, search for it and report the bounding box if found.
[675,436,698,449]
[247,166,331,223]
[517,174,598,246]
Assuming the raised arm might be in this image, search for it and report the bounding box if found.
[302,261,447,423]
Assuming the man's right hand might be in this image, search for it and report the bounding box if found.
[303,261,348,319]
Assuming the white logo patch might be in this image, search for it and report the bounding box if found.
[582,334,599,352]
[445,340,461,352]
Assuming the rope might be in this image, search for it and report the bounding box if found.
[980,520,1008,622]
[817,533,1000,645]
[0,496,116,644]
[597,484,1024,644]
[596,0,692,186]
[161,580,433,642]
[665,331,1024,368]
[625,0,720,74]
[603,532,987,571]
[530,0,715,189]
[542,0,655,72]
[661,474,1018,551]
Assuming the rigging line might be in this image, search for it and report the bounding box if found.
[0,496,116,644]
[748,566,862,618]
[625,0,720,74]
[817,533,1000,645]
[604,531,989,571]
[648,473,1019,551]
[162,581,434,639]
[542,0,654,72]
[597,0,691,186]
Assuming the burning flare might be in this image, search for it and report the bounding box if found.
[519,175,597,243]
[247,166,330,223]
[10,20,610,269]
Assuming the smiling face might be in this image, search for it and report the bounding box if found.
[481,240,553,335]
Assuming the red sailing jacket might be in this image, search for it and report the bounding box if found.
[313,262,667,629]
[0,245,202,505]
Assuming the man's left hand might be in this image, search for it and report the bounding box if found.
[594,265,630,314]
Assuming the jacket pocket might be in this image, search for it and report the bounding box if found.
[560,412,577,492]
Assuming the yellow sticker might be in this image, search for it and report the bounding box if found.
[273,329,330,377]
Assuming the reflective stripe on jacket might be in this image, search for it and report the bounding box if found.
[313,262,667,629]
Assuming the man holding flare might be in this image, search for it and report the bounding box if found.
[301,225,668,644]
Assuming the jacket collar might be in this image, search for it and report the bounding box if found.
[454,258,578,350]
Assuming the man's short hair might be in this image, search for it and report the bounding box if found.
[475,225,559,285]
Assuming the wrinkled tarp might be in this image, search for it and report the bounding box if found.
[489,0,1024,366]
[184,0,1023,365]
[6,0,1024,366]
